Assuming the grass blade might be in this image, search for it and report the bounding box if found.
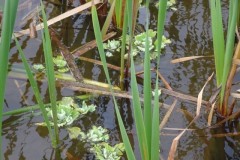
[120,1,128,86]
[126,0,149,159]
[40,1,59,146]
[91,3,136,160]
[143,0,152,155]
[101,0,116,37]
[209,0,225,86]
[0,0,18,157]
[151,0,168,159]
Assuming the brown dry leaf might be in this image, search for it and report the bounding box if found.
[231,93,240,99]
[207,102,216,126]
[171,56,211,64]
[196,73,214,116]
[160,99,177,130]
[167,73,214,160]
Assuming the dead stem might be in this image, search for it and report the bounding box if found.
[223,41,240,115]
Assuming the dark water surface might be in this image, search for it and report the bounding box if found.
[3,0,240,159]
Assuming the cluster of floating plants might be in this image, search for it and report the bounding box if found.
[103,29,171,60]
[33,55,69,73]
[103,39,121,57]
[67,125,125,159]
[90,142,125,160]
[36,97,96,127]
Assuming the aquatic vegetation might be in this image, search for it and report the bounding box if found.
[33,55,69,73]
[92,0,168,159]
[103,29,171,60]
[53,55,69,73]
[36,97,96,127]
[82,126,109,143]
[103,39,121,57]
[90,142,125,160]
[67,126,125,159]
[33,64,45,72]
[210,0,239,115]
[68,125,109,142]
[125,30,171,60]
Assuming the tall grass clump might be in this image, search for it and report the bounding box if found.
[91,0,167,158]
[0,0,19,157]
[210,0,239,116]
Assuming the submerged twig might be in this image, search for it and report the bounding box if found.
[171,56,212,64]
[78,56,121,70]
[72,32,116,57]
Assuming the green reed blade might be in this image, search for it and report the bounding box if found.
[0,0,18,157]
[209,0,225,86]
[115,0,122,28]
[40,1,59,146]
[127,0,149,159]
[220,0,239,108]
[91,4,136,160]
[151,80,160,160]
[151,1,167,159]
[101,0,116,37]
[14,36,55,146]
[120,6,128,87]
[143,0,152,156]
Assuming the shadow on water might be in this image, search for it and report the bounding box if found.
[3,0,240,159]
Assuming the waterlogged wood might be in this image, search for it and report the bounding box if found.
[14,0,102,37]
[50,29,84,82]
[78,56,121,70]
[160,87,209,106]
[168,73,213,160]
[57,79,171,109]
[171,56,212,64]
[72,32,117,57]
[163,127,194,131]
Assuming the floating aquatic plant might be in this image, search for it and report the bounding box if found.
[125,29,171,60]
[53,55,69,73]
[104,29,171,60]
[36,97,96,127]
[67,126,125,159]
[90,142,125,160]
[103,39,121,57]
[67,125,109,142]
[33,55,69,73]
[33,64,45,72]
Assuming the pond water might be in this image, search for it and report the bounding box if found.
[3,0,240,159]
